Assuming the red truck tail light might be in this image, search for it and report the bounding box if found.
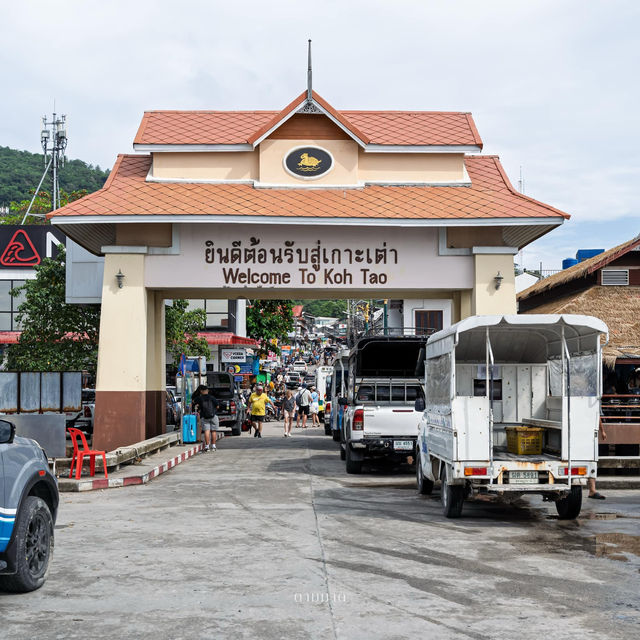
[464,467,488,476]
[230,400,236,414]
[353,408,364,430]
[326,401,331,413]
[559,466,587,476]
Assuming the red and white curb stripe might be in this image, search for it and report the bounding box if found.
[60,442,203,492]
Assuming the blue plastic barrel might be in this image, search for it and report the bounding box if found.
[575,249,604,262]
[562,258,579,269]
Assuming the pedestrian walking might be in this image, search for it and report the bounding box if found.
[192,385,221,452]
[249,384,274,439]
[588,414,608,499]
[282,389,296,437]
[296,384,312,429]
[310,386,320,426]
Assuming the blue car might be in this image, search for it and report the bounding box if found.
[0,418,59,592]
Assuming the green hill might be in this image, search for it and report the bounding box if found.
[0,146,109,207]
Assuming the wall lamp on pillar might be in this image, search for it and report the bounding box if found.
[494,271,504,290]
[115,269,125,289]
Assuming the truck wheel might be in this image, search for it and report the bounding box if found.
[416,453,434,495]
[345,446,362,474]
[340,444,346,460]
[324,424,332,436]
[332,430,341,442]
[231,418,242,436]
[441,468,464,518]
[555,486,582,520]
[0,497,53,593]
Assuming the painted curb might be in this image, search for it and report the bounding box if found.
[58,442,203,492]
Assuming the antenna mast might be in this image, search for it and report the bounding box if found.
[42,111,68,211]
[518,165,525,194]
[307,39,312,101]
[21,111,67,224]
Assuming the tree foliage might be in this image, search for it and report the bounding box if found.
[293,299,348,319]
[2,188,89,225]
[165,300,210,365]
[246,300,294,356]
[0,146,109,208]
[5,247,101,372]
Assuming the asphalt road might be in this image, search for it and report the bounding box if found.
[2,422,640,640]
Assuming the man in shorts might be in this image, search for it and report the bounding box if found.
[296,384,312,429]
[249,384,274,439]
[192,385,221,452]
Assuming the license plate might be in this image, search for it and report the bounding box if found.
[394,440,414,451]
[509,471,538,484]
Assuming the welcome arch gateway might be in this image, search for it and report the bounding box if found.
[49,89,568,450]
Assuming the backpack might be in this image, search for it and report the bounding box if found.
[295,391,303,406]
[198,395,217,419]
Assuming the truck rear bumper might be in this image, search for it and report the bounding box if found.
[351,436,417,456]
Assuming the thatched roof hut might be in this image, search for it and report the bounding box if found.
[518,235,640,368]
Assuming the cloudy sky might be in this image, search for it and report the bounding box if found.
[1,0,638,269]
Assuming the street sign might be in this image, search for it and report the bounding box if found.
[221,349,247,363]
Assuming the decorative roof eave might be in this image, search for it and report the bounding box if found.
[48,154,569,256]
[247,90,371,148]
[51,217,564,258]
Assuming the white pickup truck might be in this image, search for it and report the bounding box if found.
[339,336,427,474]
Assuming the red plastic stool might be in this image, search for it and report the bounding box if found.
[67,427,108,480]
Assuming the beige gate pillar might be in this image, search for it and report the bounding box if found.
[93,252,166,451]
[471,250,517,316]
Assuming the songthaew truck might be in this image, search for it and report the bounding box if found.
[415,315,607,519]
[340,335,427,474]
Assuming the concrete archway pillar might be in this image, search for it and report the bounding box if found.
[93,253,166,451]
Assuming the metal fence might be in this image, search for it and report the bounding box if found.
[0,371,82,414]
[599,393,640,470]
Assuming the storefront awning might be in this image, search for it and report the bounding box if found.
[197,332,259,347]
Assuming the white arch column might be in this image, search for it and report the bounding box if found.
[93,251,166,451]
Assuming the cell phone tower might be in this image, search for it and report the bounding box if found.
[21,111,68,224]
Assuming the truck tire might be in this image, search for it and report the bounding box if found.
[416,453,434,495]
[340,444,346,460]
[324,424,332,436]
[332,430,341,442]
[441,467,464,518]
[0,497,53,593]
[555,486,582,520]
[231,417,242,436]
[345,445,362,474]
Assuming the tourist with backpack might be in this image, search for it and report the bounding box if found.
[192,385,221,452]
[295,384,312,429]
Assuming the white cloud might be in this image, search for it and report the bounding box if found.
[1,0,638,267]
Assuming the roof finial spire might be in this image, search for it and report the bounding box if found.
[307,39,312,102]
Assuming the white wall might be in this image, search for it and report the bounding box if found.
[403,298,453,333]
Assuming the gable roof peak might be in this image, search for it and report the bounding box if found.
[247,89,370,147]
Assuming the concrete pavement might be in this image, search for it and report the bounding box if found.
[2,420,639,639]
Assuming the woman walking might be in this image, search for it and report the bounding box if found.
[282,389,296,437]
[310,386,320,426]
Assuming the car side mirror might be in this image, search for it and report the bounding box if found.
[0,419,15,444]
[414,398,425,412]
[338,397,348,406]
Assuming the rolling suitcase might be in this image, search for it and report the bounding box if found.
[182,414,198,443]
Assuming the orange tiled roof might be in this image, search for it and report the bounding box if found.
[48,154,568,221]
[134,91,482,148]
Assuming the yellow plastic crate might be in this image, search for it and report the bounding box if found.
[506,427,543,455]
